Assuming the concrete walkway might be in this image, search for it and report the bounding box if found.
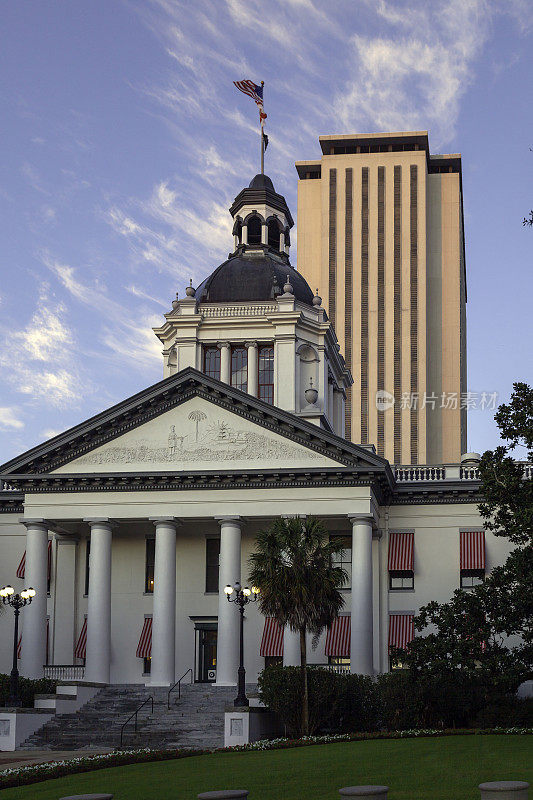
[0,749,113,771]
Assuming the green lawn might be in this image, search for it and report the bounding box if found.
[1,736,531,800]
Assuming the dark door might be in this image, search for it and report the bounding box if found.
[199,629,217,682]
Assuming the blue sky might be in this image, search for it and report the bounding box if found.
[0,0,531,464]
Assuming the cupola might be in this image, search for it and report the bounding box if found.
[228,173,293,260]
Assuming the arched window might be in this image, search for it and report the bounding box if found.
[247,215,261,245]
[267,219,280,249]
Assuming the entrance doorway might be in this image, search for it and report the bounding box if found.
[195,624,217,682]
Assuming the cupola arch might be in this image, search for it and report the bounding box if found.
[243,212,264,246]
[266,215,282,250]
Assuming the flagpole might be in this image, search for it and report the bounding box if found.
[260,81,265,175]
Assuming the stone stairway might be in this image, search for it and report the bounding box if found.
[19,683,250,751]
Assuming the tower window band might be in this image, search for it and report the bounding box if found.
[258,344,274,403]
[231,346,248,392]
[203,346,221,380]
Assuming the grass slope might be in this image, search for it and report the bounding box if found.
[1,735,531,800]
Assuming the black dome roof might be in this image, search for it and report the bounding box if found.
[248,173,275,190]
[195,253,315,305]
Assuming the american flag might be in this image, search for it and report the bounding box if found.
[233,79,263,107]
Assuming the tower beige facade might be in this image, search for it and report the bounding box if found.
[296,131,467,465]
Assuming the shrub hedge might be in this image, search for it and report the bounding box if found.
[0,674,57,708]
[257,666,533,735]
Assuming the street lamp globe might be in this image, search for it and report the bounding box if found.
[224,585,233,595]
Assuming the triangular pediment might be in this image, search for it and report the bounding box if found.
[0,369,392,485]
[52,395,340,473]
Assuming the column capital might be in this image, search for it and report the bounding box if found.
[149,517,182,529]
[245,340,258,349]
[217,341,231,350]
[83,518,118,530]
[19,518,48,531]
[216,515,243,528]
[348,514,374,526]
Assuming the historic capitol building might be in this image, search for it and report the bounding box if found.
[0,131,513,695]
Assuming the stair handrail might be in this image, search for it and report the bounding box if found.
[119,695,154,747]
[167,667,193,709]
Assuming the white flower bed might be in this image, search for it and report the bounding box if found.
[1,729,531,788]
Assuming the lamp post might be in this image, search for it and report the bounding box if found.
[224,581,259,707]
[0,585,36,707]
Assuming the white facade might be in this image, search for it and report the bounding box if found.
[0,172,513,688]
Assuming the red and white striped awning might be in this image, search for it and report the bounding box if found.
[136,617,152,658]
[388,532,414,571]
[460,531,485,570]
[75,617,87,659]
[325,615,351,658]
[260,617,283,657]
[388,614,414,652]
[16,540,52,580]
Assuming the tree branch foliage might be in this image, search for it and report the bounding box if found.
[401,383,533,705]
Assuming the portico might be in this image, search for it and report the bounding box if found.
[14,501,381,686]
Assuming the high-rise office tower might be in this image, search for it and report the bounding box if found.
[296,131,467,465]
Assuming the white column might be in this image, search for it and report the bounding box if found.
[279,230,285,253]
[219,342,231,385]
[149,517,179,686]
[52,536,78,665]
[247,341,258,397]
[216,516,242,686]
[19,520,48,679]
[283,627,300,666]
[349,515,374,675]
[84,519,113,684]
[261,223,268,244]
[241,225,248,245]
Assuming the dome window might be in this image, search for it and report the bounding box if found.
[267,219,280,250]
[247,215,262,245]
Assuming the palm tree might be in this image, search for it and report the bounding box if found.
[248,516,346,735]
[188,410,207,443]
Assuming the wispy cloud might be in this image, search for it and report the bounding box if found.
[336,0,492,147]
[0,289,84,407]
[44,255,163,369]
[0,408,24,431]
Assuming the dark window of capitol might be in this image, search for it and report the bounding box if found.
[145,538,155,593]
[330,533,352,589]
[460,569,485,589]
[389,571,414,590]
[258,345,274,403]
[204,346,221,380]
[206,538,220,593]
